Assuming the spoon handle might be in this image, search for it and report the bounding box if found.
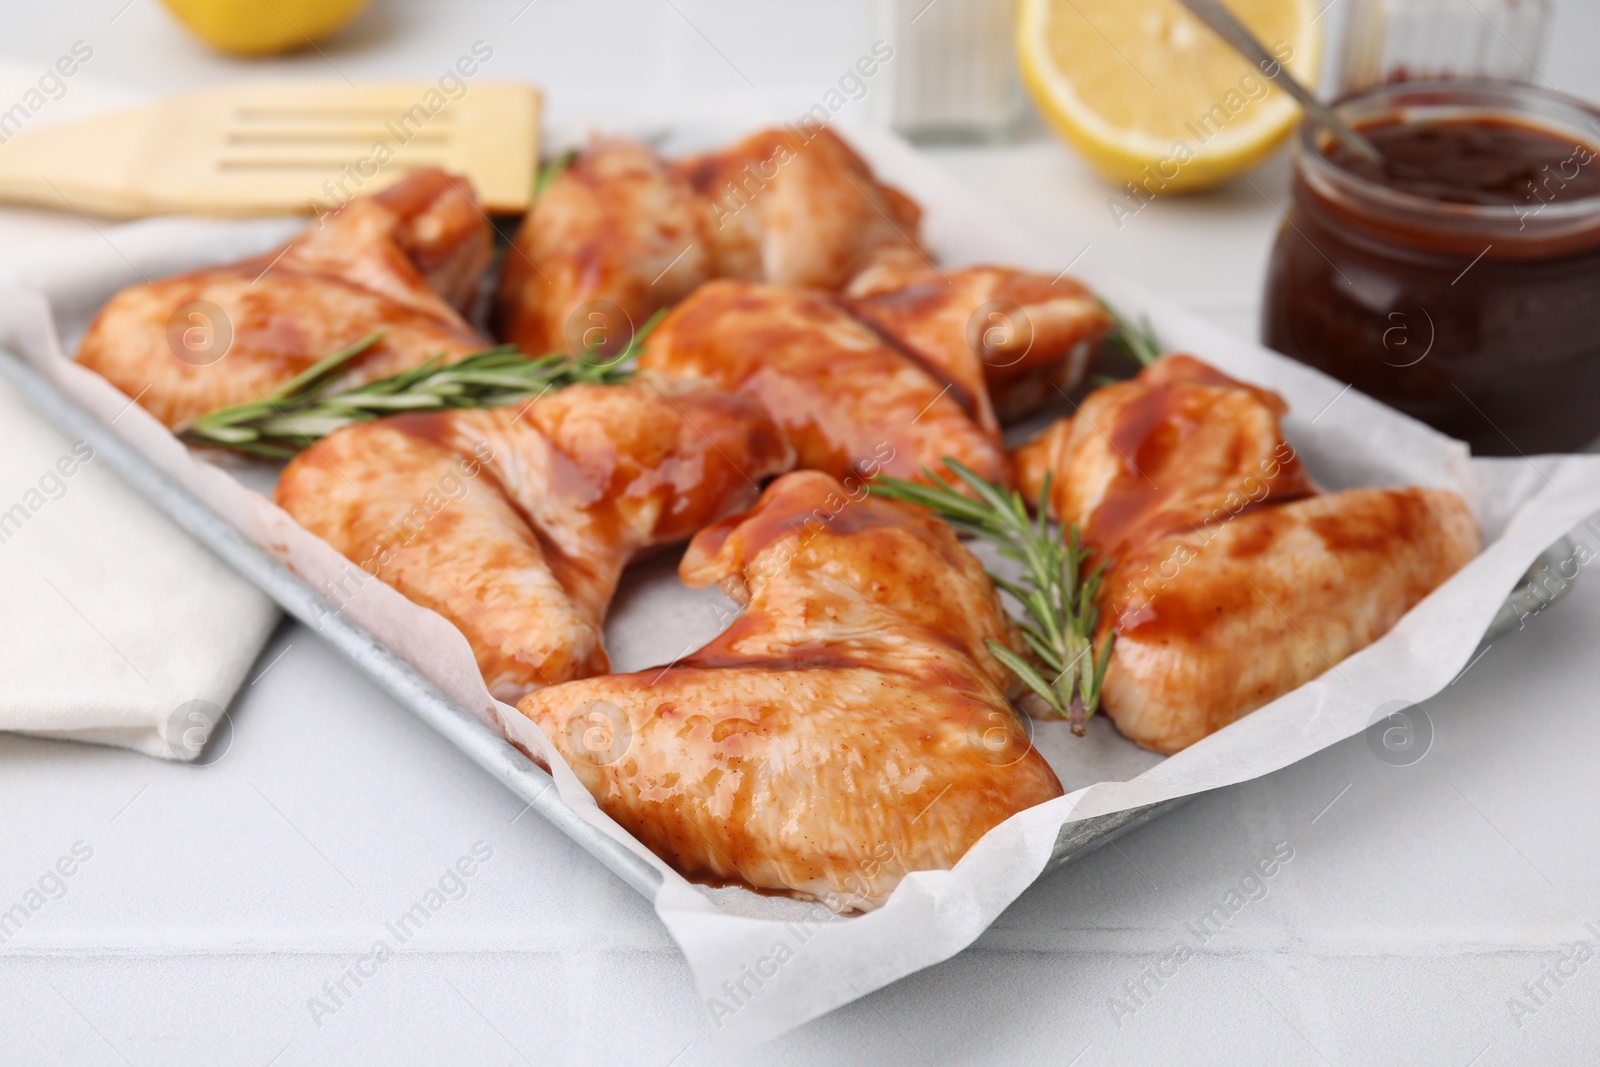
[1173,0,1385,164]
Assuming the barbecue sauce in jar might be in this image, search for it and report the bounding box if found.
[1263,82,1600,454]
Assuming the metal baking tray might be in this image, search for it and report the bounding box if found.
[0,346,1576,904]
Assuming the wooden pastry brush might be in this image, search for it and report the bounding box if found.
[0,81,540,218]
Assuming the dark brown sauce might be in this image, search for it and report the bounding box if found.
[841,290,984,422]
[1326,116,1600,206]
[1087,383,1196,557]
[689,473,906,574]
[1084,372,1313,561]
[1113,556,1260,640]
[1265,108,1600,454]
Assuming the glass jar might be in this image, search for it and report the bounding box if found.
[1262,81,1600,455]
[1338,0,1552,96]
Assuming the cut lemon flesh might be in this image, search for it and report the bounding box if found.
[1018,0,1322,192]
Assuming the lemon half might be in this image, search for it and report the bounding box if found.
[1018,0,1322,193]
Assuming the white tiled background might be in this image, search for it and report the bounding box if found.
[2,2,1600,1064]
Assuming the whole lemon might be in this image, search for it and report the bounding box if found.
[159,0,371,56]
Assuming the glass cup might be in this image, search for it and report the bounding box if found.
[871,0,1026,143]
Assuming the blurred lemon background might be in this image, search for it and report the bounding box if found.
[158,0,372,56]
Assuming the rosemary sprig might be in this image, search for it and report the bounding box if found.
[1099,298,1163,368]
[870,458,1114,735]
[179,310,662,460]
[533,148,577,200]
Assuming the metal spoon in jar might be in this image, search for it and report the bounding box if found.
[1173,0,1386,165]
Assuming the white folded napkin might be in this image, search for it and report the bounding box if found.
[0,61,279,759]
[0,374,280,759]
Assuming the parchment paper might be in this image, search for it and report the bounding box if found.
[3,125,1599,1052]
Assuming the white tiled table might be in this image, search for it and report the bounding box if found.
[3,2,1599,1063]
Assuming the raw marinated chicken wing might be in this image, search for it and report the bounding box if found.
[639,279,1010,487]
[517,471,1063,909]
[848,265,1111,426]
[274,376,793,701]
[1100,487,1479,753]
[1015,354,1317,559]
[1017,355,1479,753]
[496,137,712,357]
[679,125,926,289]
[495,127,928,357]
[78,169,492,427]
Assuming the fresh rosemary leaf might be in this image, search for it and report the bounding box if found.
[271,332,388,398]
[533,148,577,200]
[989,644,1062,709]
[178,310,665,458]
[1099,299,1163,368]
[871,458,1114,736]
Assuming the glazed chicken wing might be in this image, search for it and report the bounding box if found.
[1015,354,1318,559]
[517,471,1063,909]
[1017,354,1479,753]
[848,265,1111,426]
[78,169,492,428]
[679,125,926,289]
[274,376,793,701]
[495,127,927,357]
[495,137,712,357]
[1101,487,1479,753]
[639,279,1010,488]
